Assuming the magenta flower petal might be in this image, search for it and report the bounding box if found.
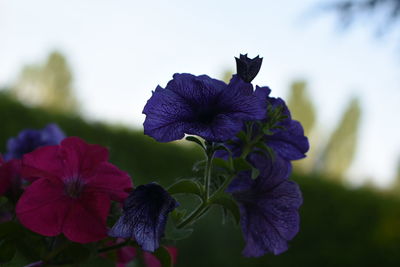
[22,145,63,182]
[85,162,132,202]
[16,178,69,236]
[0,155,11,195]
[143,246,178,267]
[16,137,132,243]
[117,245,136,265]
[60,137,109,177]
[63,192,110,243]
[0,158,22,198]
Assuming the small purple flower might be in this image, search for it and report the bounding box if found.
[216,86,309,164]
[227,156,302,257]
[256,86,309,161]
[109,183,179,252]
[143,74,266,142]
[4,123,65,161]
[235,54,263,83]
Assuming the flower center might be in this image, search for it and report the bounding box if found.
[64,177,85,198]
[195,106,219,124]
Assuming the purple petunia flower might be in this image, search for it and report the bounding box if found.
[109,183,179,252]
[227,156,302,257]
[142,74,266,142]
[217,85,309,164]
[4,123,65,161]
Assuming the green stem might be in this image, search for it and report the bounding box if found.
[97,239,131,253]
[204,150,214,201]
[210,173,235,200]
[177,143,215,229]
[176,201,208,229]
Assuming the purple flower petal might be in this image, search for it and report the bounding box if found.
[216,86,309,163]
[143,73,266,142]
[5,123,65,161]
[227,157,302,257]
[109,183,179,252]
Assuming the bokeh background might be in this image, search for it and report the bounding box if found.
[1,0,400,266]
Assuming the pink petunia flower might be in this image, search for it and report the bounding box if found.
[116,244,177,267]
[16,137,133,243]
[0,155,22,198]
[143,246,178,267]
[102,239,177,267]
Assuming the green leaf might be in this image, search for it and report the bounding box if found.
[192,160,206,172]
[83,256,114,267]
[56,243,91,263]
[0,222,24,240]
[221,206,228,225]
[0,196,8,206]
[167,179,202,196]
[211,195,240,224]
[165,214,193,240]
[153,246,172,267]
[214,144,231,153]
[213,158,231,171]
[235,130,247,142]
[232,158,252,172]
[15,234,43,261]
[1,250,31,267]
[251,168,260,180]
[254,142,275,159]
[165,226,193,241]
[262,127,274,135]
[0,239,16,263]
[185,136,204,149]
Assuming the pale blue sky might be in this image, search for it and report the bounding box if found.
[1,0,399,186]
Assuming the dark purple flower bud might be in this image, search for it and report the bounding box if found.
[109,183,179,252]
[4,123,65,161]
[227,157,302,257]
[235,54,263,83]
[143,73,266,142]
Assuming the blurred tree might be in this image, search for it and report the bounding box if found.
[287,80,316,136]
[12,51,79,114]
[327,0,400,35]
[287,80,317,174]
[391,158,400,193]
[320,97,362,180]
[221,70,233,83]
[397,159,400,183]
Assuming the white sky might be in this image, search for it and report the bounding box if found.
[0,0,399,187]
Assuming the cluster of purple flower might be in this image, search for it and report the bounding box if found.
[141,54,309,257]
[0,54,309,266]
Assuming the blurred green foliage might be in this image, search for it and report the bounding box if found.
[1,92,400,266]
[11,51,79,114]
[320,97,362,180]
[0,91,201,187]
[287,80,318,174]
[287,80,316,137]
